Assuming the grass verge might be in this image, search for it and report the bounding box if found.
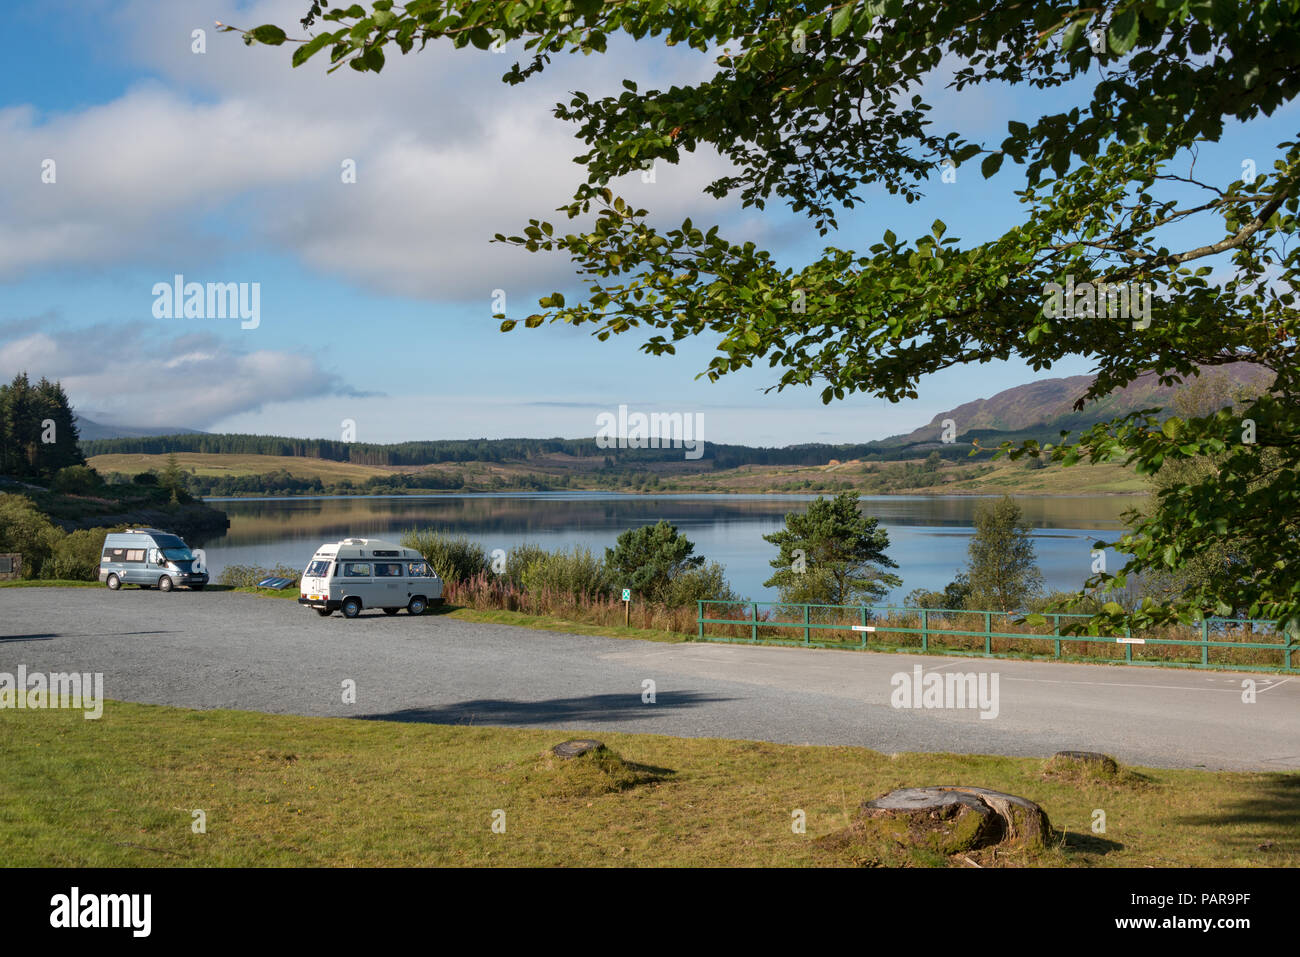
[437,605,689,644]
[0,701,1294,867]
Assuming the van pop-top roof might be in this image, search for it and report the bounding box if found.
[313,538,417,559]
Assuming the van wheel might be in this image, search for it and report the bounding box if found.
[315,608,332,617]
[341,597,362,619]
[407,596,428,616]
[158,576,174,592]
[106,574,121,590]
[383,607,400,615]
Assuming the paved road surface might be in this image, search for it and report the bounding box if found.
[1,588,1296,771]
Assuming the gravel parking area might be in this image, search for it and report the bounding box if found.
[1,587,1296,770]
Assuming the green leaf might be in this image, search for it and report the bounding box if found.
[830,4,856,37]
[981,152,1004,178]
[292,31,335,67]
[249,25,288,46]
[1108,8,1139,55]
[1060,17,1088,52]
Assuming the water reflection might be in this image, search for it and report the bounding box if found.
[198,492,1136,603]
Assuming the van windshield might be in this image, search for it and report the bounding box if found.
[161,547,194,562]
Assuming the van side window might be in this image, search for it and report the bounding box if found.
[104,548,127,562]
[125,549,145,563]
[343,563,371,577]
[407,562,430,577]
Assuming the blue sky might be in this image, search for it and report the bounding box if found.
[0,0,1290,447]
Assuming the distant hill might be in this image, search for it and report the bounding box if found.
[877,364,1273,449]
[77,365,1272,468]
[74,415,207,442]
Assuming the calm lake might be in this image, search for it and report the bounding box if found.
[194,493,1137,604]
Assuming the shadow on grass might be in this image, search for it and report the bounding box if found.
[1172,773,1300,858]
[357,689,734,726]
[1057,831,1126,857]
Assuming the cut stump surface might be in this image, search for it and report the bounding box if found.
[859,785,1052,852]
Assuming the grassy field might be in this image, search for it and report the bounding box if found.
[0,700,1293,867]
[88,453,393,484]
[89,451,1146,496]
[657,457,1146,495]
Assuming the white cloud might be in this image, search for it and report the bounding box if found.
[0,0,761,299]
[0,317,363,428]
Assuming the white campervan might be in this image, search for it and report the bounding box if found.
[299,538,443,619]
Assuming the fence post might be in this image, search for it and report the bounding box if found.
[860,605,869,649]
[697,600,703,642]
[1200,618,1208,667]
[1124,623,1133,662]
[751,602,758,643]
[1053,614,1061,659]
[803,603,811,645]
[984,611,991,656]
[922,608,929,653]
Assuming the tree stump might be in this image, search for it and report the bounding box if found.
[551,739,605,759]
[1051,751,1119,774]
[859,785,1052,852]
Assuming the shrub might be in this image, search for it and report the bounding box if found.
[904,587,948,609]
[0,494,62,578]
[660,560,742,607]
[604,520,703,602]
[51,465,104,496]
[400,528,489,584]
[500,542,548,588]
[42,527,122,581]
[520,546,606,600]
[132,472,159,486]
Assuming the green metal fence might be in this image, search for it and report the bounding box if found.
[694,600,1299,673]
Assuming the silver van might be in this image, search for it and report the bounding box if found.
[100,528,209,592]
